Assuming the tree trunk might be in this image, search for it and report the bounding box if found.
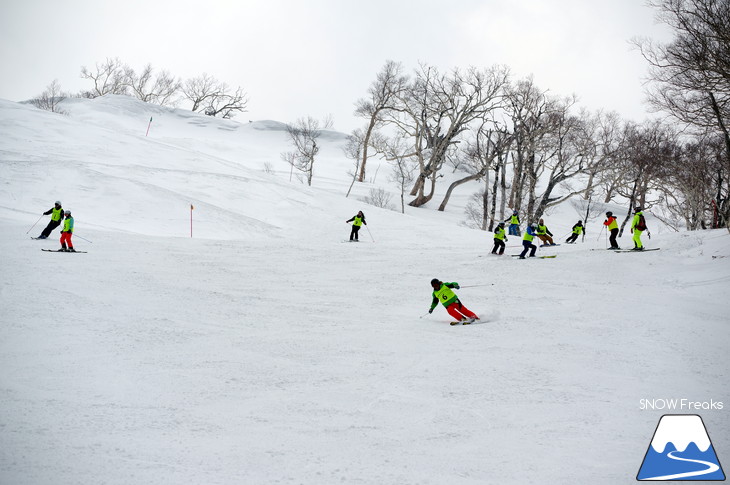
[489,163,500,231]
[438,172,483,211]
[358,115,378,182]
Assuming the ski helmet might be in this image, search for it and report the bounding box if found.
[64,210,71,216]
[430,278,440,288]
[55,200,61,206]
[606,211,613,217]
[634,206,642,212]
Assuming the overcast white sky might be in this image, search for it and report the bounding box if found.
[0,0,673,133]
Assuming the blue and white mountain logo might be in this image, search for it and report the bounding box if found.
[637,414,725,481]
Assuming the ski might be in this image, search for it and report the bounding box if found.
[450,320,472,326]
[539,244,560,247]
[511,254,557,259]
[41,249,87,253]
[612,248,660,253]
[30,237,47,240]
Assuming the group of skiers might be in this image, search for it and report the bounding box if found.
[491,207,649,258]
[432,207,651,324]
[35,200,75,251]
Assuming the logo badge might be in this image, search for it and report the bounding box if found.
[637,414,725,481]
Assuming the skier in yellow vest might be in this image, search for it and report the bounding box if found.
[346,211,366,241]
[504,210,521,236]
[428,279,479,325]
[631,207,649,250]
[519,223,538,259]
[536,218,555,246]
[36,200,64,239]
[603,211,620,249]
[58,210,75,252]
[491,222,507,255]
[566,220,584,244]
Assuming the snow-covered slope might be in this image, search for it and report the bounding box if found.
[1,96,728,485]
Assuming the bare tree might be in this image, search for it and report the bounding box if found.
[182,74,249,119]
[354,60,408,182]
[658,134,725,229]
[125,64,181,106]
[504,76,556,217]
[635,0,730,225]
[383,136,417,213]
[385,64,510,207]
[438,121,511,212]
[281,117,322,186]
[343,129,364,198]
[615,120,677,235]
[31,79,67,114]
[80,57,128,98]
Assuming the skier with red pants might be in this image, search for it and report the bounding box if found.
[58,210,75,252]
[428,279,479,325]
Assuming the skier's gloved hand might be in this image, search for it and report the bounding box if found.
[454,284,460,289]
[428,308,433,314]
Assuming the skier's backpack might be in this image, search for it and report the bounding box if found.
[636,214,647,231]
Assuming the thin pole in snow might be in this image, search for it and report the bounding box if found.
[146,117,153,136]
[365,225,375,242]
[27,214,44,233]
[190,204,194,237]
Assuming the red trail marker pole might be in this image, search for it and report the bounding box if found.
[146,117,153,136]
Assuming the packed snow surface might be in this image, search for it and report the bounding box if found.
[1,96,728,484]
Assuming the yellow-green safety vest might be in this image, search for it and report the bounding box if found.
[63,217,74,233]
[51,207,63,221]
[434,285,457,307]
[353,216,364,227]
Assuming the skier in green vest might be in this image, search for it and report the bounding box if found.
[566,220,584,244]
[346,211,367,241]
[428,279,479,325]
[36,200,64,239]
[518,223,538,259]
[58,210,75,252]
[631,207,649,250]
[536,218,555,246]
[491,222,507,255]
[504,210,521,236]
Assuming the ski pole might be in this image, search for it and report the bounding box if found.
[419,312,431,319]
[74,234,93,243]
[365,225,375,242]
[27,214,45,234]
[596,224,605,241]
[459,284,495,288]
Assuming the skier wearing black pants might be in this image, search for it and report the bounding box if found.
[519,223,538,259]
[37,200,64,239]
[346,211,366,241]
[492,222,507,255]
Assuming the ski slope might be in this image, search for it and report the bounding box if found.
[1,96,729,484]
